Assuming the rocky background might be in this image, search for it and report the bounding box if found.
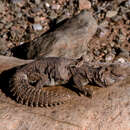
[0,0,130,130]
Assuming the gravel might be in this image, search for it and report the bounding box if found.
[32,24,43,31]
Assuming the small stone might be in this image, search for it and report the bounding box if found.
[110,42,115,47]
[116,57,126,63]
[5,22,13,29]
[98,27,109,38]
[125,0,130,8]
[50,11,58,19]
[79,0,91,10]
[106,11,118,18]
[51,4,61,10]
[11,0,22,4]
[45,2,50,8]
[17,12,22,18]
[105,54,115,62]
[0,23,4,29]
[32,24,43,31]
[0,2,5,13]
[35,0,41,5]
[19,42,24,45]
[0,38,8,55]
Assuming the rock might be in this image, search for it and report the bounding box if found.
[51,4,61,10]
[126,0,130,8]
[12,10,98,59]
[32,24,43,31]
[10,0,25,7]
[0,1,5,13]
[79,0,91,10]
[116,57,126,63]
[105,53,115,62]
[11,0,23,3]
[0,73,130,130]
[0,55,33,74]
[0,39,10,56]
[45,2,50,8]
[117,0,129,5]
[35,0,41,5]
[106,10,118,18]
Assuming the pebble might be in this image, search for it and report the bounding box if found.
[0,2,5,13]
[79,0,91,10]
[105,54,115,62]
[106,11,118,18]
[116,57,126,63]
[11,0,23,4]
[5,23,13,29]
[45,2,50,8]
[125,0,130,8]
[17,12,22,18]
[51,4,61,10]
[32,24,43,31]
[0,23,4,29]
[35,0,41,5]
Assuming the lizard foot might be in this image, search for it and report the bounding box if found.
[81,86,93,97]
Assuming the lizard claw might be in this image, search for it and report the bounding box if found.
[82,87,92,97]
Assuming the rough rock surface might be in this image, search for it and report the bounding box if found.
[12,10,97,59]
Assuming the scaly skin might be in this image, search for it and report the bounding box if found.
[9,57,86,107]
[9,57,129,107]
[10,72,79,107]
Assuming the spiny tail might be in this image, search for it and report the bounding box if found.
[9,72,77,107]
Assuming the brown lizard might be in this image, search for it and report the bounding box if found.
[9,57,129,107]
[9,57,89,107]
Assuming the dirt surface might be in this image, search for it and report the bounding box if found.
[0,0,130,130]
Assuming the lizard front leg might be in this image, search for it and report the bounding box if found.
[72,74,91,96]
[69,67,91,96]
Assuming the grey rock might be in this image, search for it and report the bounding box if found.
[106,10,118,18]
[11,0,23,4]
[17,12,22,18]
[0,39,9,55]
[0,2,5,13]
[35,0,41,5]
[105,54,115,62]
[32,24,43,31]
[125,0,130,8]
[12,10,98,59]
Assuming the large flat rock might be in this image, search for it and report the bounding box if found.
[12,10,97,60]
